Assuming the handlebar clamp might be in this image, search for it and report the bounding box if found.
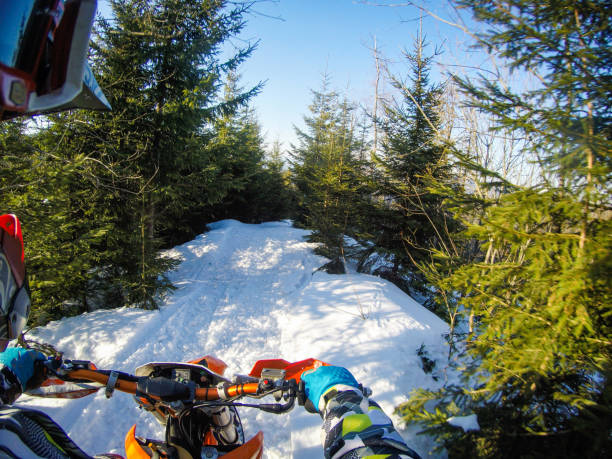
[105,371,119,398]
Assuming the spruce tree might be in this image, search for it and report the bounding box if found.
[257,141,295,222]
[204,73,270,223]
[369,27,455,299]
[2,0,261,319]
[398,2,611,457]
[290,78,370,265]
[0,119,116,323]
[61,0,259,308]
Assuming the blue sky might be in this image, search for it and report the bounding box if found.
[98,1,482,149]
[235,0,479,148]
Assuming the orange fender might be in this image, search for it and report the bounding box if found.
[126,424,263,459]
[222,431,264,459]
[124,425,150,459]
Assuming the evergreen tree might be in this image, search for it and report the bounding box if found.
[368,27,455,300]
[204,73,274,223]
[61,0,259,309]
[290,78,370,265]
[0,119,116,323]
[398,2,611,457]
[257,141,295,222]
[202,73,293,223]
[1,0,261,322]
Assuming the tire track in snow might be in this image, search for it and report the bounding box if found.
[181,221,323,458]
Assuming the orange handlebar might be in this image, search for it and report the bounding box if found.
[67,369,261,401]
[223,383,260,398]
[69,369,138,394]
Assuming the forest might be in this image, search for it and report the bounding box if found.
[0,0,609,457]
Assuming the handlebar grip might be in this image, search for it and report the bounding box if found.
[224,383,260,398]
[193,383,260,400]
[137,377,192,401]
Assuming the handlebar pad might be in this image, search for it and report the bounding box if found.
[137,377,192,401]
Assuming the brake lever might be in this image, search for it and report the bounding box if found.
[296,379,318,413]
[254,393,296,413]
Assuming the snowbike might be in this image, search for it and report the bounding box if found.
[28,355,332,458]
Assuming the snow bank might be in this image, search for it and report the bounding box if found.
[18,220,449,458]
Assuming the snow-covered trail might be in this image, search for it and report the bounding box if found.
[18,220,449,457]
[19,221,326,456]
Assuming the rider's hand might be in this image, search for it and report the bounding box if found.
[301,365,359,413]
[0,347,46,391]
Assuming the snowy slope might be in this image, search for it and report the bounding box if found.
[17,220,449,458]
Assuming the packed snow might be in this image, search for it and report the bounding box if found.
[17,220,451,457]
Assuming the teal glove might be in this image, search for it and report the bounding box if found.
[301,366,359,411]
[0,347,46,391]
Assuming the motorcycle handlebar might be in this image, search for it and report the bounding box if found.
[66,368,266,401]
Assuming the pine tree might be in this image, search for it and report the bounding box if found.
[4,0,261,319]
[369,26,455,299]
[398,2,611,456]
[0,118,116,323]
[69,0,259,308]
[290,78,370,265]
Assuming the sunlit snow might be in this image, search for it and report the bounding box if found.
[447,415,480,432]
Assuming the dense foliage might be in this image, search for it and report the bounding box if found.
[396,1,611,457]
[366,29,459,304]
[289,77,371,264]
[288,1,610,457]
[204,74,292,224]
[0,0,290,324]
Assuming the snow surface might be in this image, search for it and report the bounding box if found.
[18,220,450,458]
[447,415,480,432]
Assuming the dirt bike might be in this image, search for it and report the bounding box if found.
[27,355,334,458]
